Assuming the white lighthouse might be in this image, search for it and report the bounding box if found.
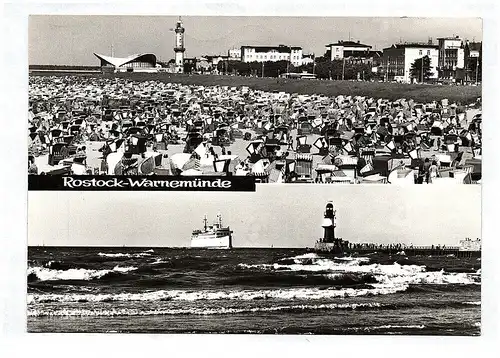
[321,201,336,241]
[174,17,185,73]
[314,201,348,253]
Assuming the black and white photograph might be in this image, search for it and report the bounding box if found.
[27,15,482,184]
[3,1,496,353]
[27,186,481,334]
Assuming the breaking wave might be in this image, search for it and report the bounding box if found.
[239,253,481,287]
[98,251,153,258]
[27,283,408,304]
[27,302,385,317]
[27,265,137,282]
[364,324,425,330]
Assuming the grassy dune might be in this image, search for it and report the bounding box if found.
[31,71,482,104]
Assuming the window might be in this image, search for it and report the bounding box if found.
[419,50,422,55]
[427,50,431,56]
[336,48,340,52]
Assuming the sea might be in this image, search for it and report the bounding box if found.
[27,247,481,335]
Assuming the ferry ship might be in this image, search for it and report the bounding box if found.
[191,213,233,249]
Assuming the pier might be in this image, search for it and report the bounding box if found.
[345,244,480,258]
[314,201,480,258]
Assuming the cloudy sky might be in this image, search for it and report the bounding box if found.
[28,185,481,247]
[28,16,482,65]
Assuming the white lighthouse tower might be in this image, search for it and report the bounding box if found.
[314,201,348,253]
[174,17,185,73]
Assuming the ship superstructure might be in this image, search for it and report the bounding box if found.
[191,213,233,249]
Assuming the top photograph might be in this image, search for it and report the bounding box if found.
[27,16,482,184]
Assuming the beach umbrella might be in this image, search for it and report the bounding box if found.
[138,156,155,175]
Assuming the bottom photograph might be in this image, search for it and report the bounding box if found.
[27,185,481,335]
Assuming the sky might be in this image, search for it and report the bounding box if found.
[28,185,481,247]
[28,16,482,65]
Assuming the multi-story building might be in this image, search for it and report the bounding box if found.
[464,41,482,83]
[202,55,230,74]
[228,48,241,61]
[325,40,382,65]
[326,40,371,60]
[437,36,465,81]
[204,55,229,67]
[301,54,315,65]
[240,45,303,67]
[380,43,439,83]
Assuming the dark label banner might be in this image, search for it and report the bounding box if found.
[28,175,256,192]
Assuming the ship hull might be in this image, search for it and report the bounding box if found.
[191,235,232,249]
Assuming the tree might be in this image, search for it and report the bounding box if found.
[467,56,482,83]
[316,51,331,63]
[217,60,252,76]
[183,62,195,74]
[410,56,433,82]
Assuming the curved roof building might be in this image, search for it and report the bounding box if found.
[94,53,159,72]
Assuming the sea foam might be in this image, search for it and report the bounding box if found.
[27,283,407,304]
[28,265,137,282]
[239,253,481,287]
[97,252,152,258]
[27,302,384,317]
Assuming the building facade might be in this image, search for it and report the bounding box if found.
[240,45,303,67]
[228,48,241,60]
[326,40,372,60]
[301,54,315,65]
[325,40,381,65]
[437,36,465,81]
[380,43,439,83]
[93,53,160,73]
